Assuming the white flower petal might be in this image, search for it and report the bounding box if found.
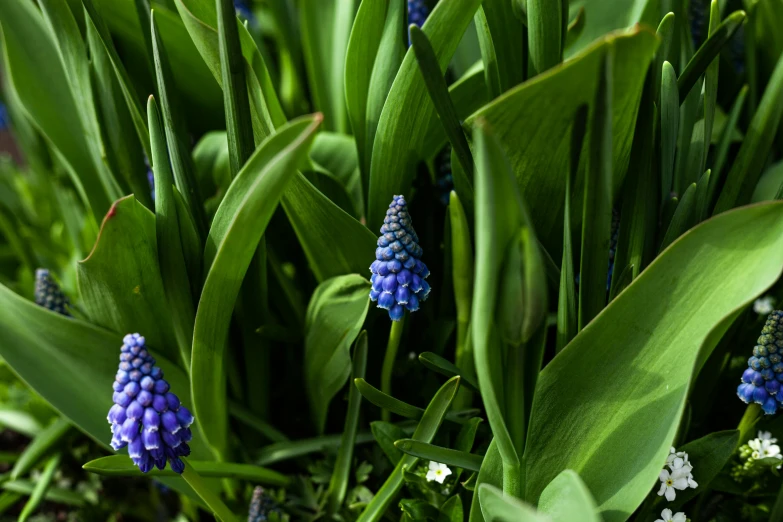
[661,508,673,519]
[659,469,670,481]
[673,477,689,490]
[665,487,676,501]
[657,482,667,496]
[428,461,439,471]
[672,513,687,522]
[426,470,437,482]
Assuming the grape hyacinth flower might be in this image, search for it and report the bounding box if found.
[407,0,429,45]
[34,269,70,316]
[235,0,257,27]
[108,333,194,473]
[248,486,279,522]
[754,296,775,315]
[736,310,783,415]
[369,195,431,321]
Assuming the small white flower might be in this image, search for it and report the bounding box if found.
[425,461,452,484]
[754,296,775,315]
[655,508,687,522]
[749,437,781,459]
[759,431,778,443]
[666,447,686,466]
[658,468,689,501]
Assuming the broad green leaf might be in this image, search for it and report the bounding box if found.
[305,275,370,433]
[677,10,746,101]
[524,202,783,521]
[668,430,739,510]
[281,172,376,282]
[367,0,482,229]
[299,0,355,132]
[466,28,658,255]
[753,160,783,202]
[371,421,405,465]
[192,116,321,458]
[11,418,70,481]
[537,470,600,522]
[18,453,60,522]
[564,7,586,52]
[438,495,464,522]
[469,440,502,522]
[410,26,473,177]
[527,0,563,74]
[357,377,461,522]
[418,352,479,392]
[148,96,196,370]
[0,0,114,216]
[557,106,586,352]
[77,196,179,363]
[660,61,679,200]
[394,439,483,472]
[326,332,368,514]
[478,484,548,522]
[83,455,289,485]
[344,0,387,188]
[478,0,525,94]
[565,0,660,56]
[714,47,783,213]
[151,9,207,237]
[578,49,613,330]
[216,0,254,176]
[0,282,211,461]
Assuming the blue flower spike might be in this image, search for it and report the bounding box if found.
[737,310,783,415]
[407,0,429,45]
[34,269,70,316]
[369,195,431,321]
[108,334,194,473]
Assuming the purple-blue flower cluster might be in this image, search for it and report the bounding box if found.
[408,0,429,45]
[108,334,193,473]
[370,195,431,321]
[34,269,70,316]
[737,310,783,415]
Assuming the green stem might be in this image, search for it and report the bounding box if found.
[738,404,763,446]
[381,316,405,422]
[180,459,237,522]
[502,461,523,499]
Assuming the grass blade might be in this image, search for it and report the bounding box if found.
[578,47,613,330]
[660,182,697,252]
[660,61,679,200]
[701,0,720,175]
[677,10,746,101]
[449,191,475,403]
[17,453,61,522]
[410,26,474,177]
[326,332,368,514]
[418,352,480,392]
[356,377,461,522]
[708,84,747,208]
[10,418,70,481]
[395,439,483,472]
[527,0,563,74]
[180,459,238,521]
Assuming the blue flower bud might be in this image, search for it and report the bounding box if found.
[738,311,783,414]
[369,195,430,321]
[108,334,194,473]
[34,269,71,316]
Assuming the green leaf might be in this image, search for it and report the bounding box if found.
[557,105,586,352]
[537,470,600,522]
[11,418,70,481]
[709,85,748,208]
[474,6,502,123]
[701,1,721,176]
[564,7,586,52]
[478,0,525,95]
[695,169,712,222]
[527,0,563,74]
[310,132,364,218]
[524,202,783,521]
[0,411,41,439]
[418,352,480,392]
[668,430,739,510]
[578,49,613,330]
[478,484,547,522]
[2,480,83,507]
[466,28,658,255]
[192,116,321,458]
[298,0,354,132]
[714,44,783,213]
[0,0,114,216]
[305,275,370,433]
[677,10,746,101]
[564,0,659,57]
[281,172,377,282]
[0,282,211,461]
[355,378,477,425]
[367,0,482,229]
[18,453,60,522]
[216,0,254,176]
[83,455,289,485]
[400,499,440,520]
[344,0,387,189]
[410,26,473,177]
[371,421,405,465]
[151,9,207,237]
[148,96,196,370]
[77,196,180,364]
[356,377,461,522]
[659,182,697,252]
[256,431,381,466]
[652,12,675,103]
[394,439,483,472]
[660,61,679,200]
[469,440,502,522]
[326,332,368,514]
[438,495,464,522]
[180,459,238,522]
[449,191,475,398]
